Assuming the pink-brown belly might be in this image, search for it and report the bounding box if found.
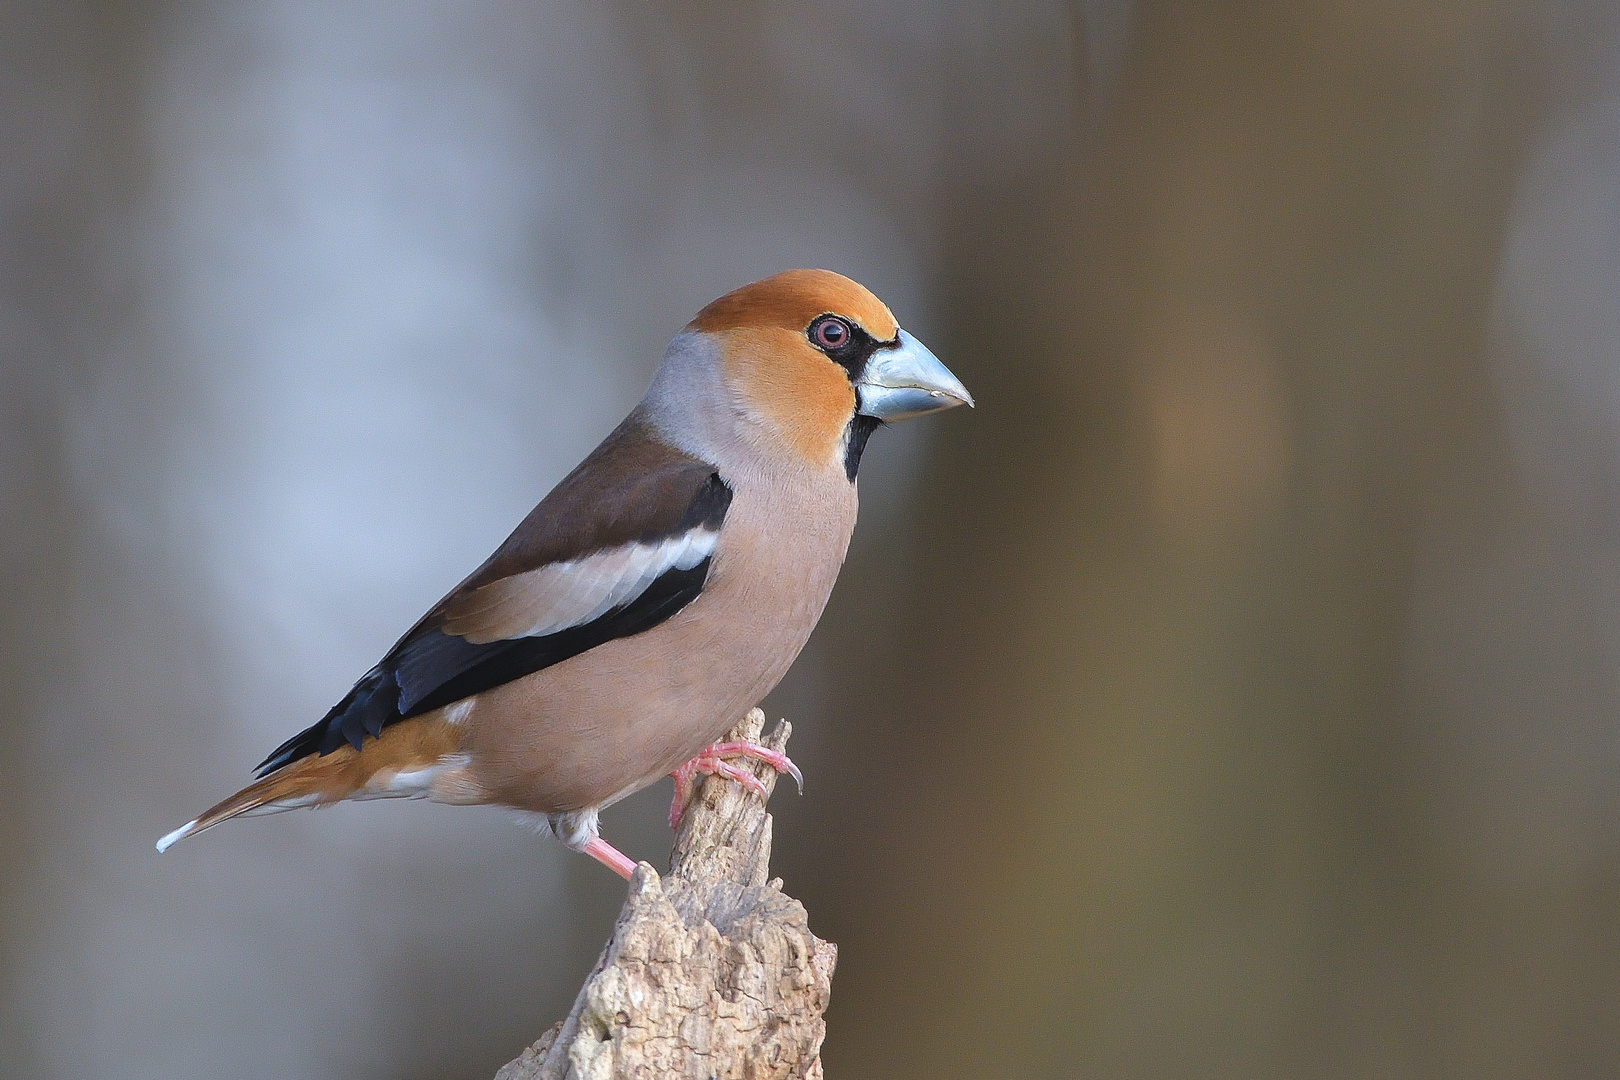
[460,477,854,813]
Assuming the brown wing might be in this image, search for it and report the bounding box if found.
[254,419,732,776]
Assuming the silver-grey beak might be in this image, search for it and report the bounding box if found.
[856,329,974,422]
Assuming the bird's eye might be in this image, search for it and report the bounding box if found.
[810,316,852,351]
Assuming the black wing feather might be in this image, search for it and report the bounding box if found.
[393,558,710,717]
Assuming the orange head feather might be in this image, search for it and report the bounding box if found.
[689,270,900,467]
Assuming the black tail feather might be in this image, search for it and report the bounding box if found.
[254,668,401,777]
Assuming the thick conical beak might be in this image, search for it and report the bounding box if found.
[856,329,975,422]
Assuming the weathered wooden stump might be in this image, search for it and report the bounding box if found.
[496,709,836,1080]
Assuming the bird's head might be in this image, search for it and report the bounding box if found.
[670,269,973,478]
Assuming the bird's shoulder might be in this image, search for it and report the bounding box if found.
[460,416,729,591]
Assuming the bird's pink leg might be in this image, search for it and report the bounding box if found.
[668,740,805,829]
[581,835,638,880]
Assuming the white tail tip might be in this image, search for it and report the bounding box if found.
[155,820,199,853]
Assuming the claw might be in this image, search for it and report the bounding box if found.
[708,758,769,797]
[667,737,805,829]
[704,740,804,795]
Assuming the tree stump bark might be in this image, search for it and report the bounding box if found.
[495,709,836,1080]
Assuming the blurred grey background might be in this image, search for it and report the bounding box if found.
[5,2,1620,1077]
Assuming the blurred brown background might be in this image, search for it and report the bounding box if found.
[5,2,1620,1077]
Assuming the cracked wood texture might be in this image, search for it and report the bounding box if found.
[495,709,836,1080]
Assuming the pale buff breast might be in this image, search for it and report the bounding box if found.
[457,462,857,814]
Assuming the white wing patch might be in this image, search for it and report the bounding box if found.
[441,527,719,645]
[355,753,475,801]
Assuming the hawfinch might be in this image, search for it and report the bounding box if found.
[156,269,972,878]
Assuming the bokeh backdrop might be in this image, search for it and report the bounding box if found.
[6,2,1620,1077]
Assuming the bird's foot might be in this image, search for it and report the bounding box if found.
[668,740,804,829]
[552,809,638,880]
[581,835,637,880]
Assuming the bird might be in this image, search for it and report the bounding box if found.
[155,269,972,878]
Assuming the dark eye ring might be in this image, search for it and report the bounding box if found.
[810,316,852,351]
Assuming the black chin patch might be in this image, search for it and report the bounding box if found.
[843,414,881,481]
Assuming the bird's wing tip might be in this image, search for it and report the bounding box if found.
[155,820,199,853]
